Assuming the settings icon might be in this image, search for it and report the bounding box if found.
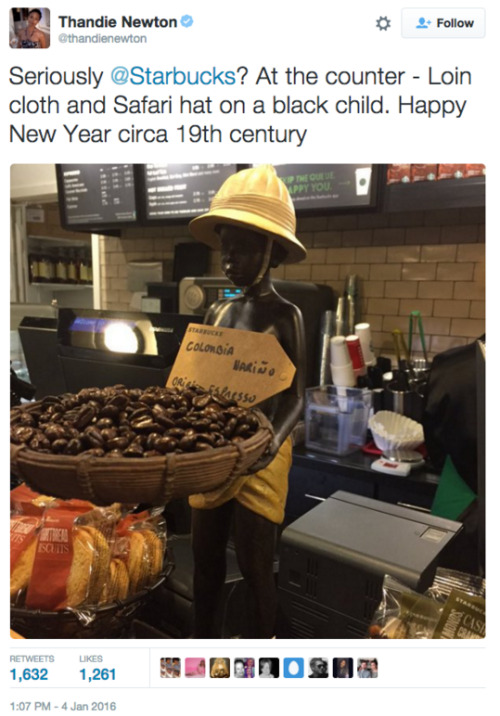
[376,16,391,31]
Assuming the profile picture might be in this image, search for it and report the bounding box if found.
[357,658,378,678]
[258,657,279,678]
[333,658,353,678]
[160,658,180,678]
[10,8,51,48]
[210,658,230,678]
[184,658,206,678]
[234,658,255,678]
[308,657,328,678]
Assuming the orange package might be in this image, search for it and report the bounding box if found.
[10,515,42,603]
[10,484,59,516]
[465,164,485,177]
[24,507,111,611]
[437,164,467,180]
[387,164,411,184]
[411,164,438,182]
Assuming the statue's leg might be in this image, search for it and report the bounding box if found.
[191,500,233,638]
[233,502,278,638]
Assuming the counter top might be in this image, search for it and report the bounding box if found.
[293,445,439,491]
[286,446,440,522]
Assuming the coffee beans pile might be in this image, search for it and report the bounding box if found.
[10,385,261,459]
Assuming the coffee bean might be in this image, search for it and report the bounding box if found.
[64,438,84,455]
[179,434,196,451]
[100,405,120,420]
[29,435,51,451]
[11,425,35,444]
[196,433,217,446]
[191,419,211,432]
[129,408,151,423]
[154,436,178,454]
[100,427,118,443]
[80,448,106,458]
[223,417,238,438]
[171,407,188,420]
[106,394,129,410]
[152,405,175,428]
[18,413,36,427]
[123,442,144,458]
[11,385,261,458]
[96,417,115,430]
[211,393,237,408]
[192,394,211,409]
[145,432,160,451]
[165,428,186,439]
[85,427,105,448]
[105,449,124,458]
[105,436,130,452]
[74,405,96,430]
[51,439,69,453]
[41,395,63,408]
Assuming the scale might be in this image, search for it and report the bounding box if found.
[371,449,425,476]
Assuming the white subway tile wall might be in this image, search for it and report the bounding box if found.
[28,204,484,361]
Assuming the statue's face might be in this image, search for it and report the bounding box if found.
[218,224,268,287]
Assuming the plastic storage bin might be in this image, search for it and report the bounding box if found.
[305,386,372,457]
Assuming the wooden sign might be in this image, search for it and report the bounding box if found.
[166,324,296,407]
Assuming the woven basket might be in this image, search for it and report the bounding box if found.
[10,557,174,640]
[11,404,273,506]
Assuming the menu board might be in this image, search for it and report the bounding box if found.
[58,164,138,227]
[260,164,376,211]
[143,164,236,220]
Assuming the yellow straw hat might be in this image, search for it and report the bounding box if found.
[189,165,307,264]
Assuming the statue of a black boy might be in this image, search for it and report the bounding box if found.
[187,165,307,638]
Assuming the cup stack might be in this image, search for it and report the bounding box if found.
[355,322,376,367]
[346,335,367,378]
[330,336,356,387]
[329,322,377,387]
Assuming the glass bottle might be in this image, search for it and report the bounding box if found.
[54,249,68,284]
[66,250,78,284]
[28,253,41,283]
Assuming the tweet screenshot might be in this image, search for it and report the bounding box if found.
[5,0,495,713]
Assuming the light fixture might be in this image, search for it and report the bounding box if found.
[103,321,140,354]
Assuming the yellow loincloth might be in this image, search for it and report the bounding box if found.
[188,436,293,525]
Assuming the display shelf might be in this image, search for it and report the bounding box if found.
[383,176,485,212]
[30,282,93,291]
[27,235,90,246]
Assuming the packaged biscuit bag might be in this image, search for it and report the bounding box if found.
[426,568,485,639]
[10,483,59,516]
[369,570,486,639]
[427,567,485,602]
[64,499,122,543]
[10,514,43,604]
[24,506,112,611]
[113,511,167,598]
[368,575,442,639]
[99,558,130,604]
